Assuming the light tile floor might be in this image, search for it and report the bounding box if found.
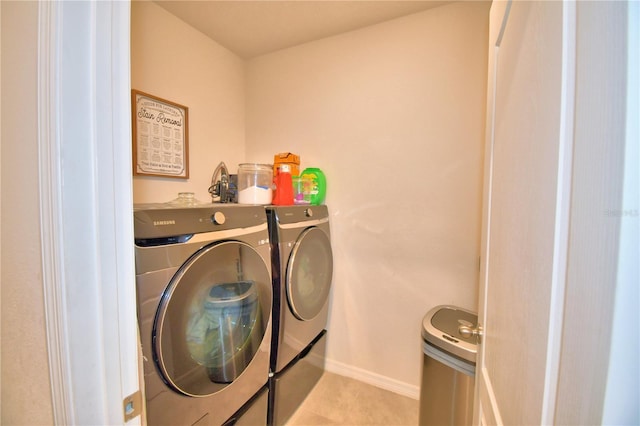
[285,372,419,426]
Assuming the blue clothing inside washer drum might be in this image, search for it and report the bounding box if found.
[186,280,261,383]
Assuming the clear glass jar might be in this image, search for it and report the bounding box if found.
[167,192,202,206]
[237,163,273,205]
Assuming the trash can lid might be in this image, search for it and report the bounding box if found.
[422,305,478,363]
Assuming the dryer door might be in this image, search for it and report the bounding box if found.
[286,227,333,321]
[153,241,271,397]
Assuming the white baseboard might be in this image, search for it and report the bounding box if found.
[324,358,420,400]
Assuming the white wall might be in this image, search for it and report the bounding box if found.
[0,1,55,424]
[246,1,489,394]
[131,1,246,204]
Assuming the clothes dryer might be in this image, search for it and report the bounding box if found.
[134,204,272,426]
[265,205,333,425]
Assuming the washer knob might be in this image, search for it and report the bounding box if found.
[211,211,226,225]
[305,208,313,218]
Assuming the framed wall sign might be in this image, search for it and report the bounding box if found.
[132,90,189,179]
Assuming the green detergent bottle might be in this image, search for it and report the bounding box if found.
[300,167,326,205]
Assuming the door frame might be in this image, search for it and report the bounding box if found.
[38,1,140,424]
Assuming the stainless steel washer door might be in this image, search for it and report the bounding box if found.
[285,227,333,321]
[153,241,271,397]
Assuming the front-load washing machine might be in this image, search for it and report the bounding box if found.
[265,205,333,425]
[134,204,272,425]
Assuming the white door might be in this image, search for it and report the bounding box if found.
[475,1,575,424]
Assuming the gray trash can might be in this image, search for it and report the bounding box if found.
[419,305,479,426]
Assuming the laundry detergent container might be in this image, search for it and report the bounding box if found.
[419,305,478,426]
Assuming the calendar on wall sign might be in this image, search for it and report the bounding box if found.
[132,90,189,179]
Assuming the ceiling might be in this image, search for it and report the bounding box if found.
[152,1,452,59]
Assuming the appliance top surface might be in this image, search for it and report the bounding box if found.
[133,203,267,239]
[266,205,329,225]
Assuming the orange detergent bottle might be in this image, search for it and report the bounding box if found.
[272,164,294,205]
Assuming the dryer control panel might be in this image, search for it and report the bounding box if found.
[133,204,267,239]
[267,205,328,225]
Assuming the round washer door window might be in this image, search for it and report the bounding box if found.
[154,241,271,397]
[286,227,333,321]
